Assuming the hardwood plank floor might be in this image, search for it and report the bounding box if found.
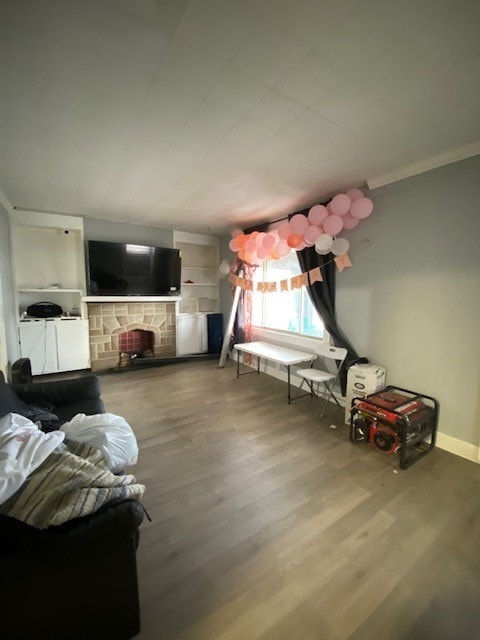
[99,360,480,640]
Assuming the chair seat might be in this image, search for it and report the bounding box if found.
[297,369,335,383]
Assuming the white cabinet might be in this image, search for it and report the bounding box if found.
[55,320,90,371]
[18,322,58,375]
[176,314,208,356]
[18,319,90,375]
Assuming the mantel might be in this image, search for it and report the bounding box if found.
[82,296,181,303]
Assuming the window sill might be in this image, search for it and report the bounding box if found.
[251,327,327,353]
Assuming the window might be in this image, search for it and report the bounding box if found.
[252,252,324,338]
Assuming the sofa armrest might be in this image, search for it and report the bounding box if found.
[13,375,102,406]
[0,499,144,555]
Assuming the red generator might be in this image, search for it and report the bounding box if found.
[350,386,439,469]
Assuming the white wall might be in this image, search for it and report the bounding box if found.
[337,155,480,446]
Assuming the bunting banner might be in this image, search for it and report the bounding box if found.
[228,262,353,292]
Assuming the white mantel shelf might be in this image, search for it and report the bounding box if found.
[82,296,181,303]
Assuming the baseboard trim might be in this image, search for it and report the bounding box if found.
[435,432,479,464]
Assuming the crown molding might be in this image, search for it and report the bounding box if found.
[367,140,480,190]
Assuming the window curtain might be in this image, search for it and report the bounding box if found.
[293,210,362,395]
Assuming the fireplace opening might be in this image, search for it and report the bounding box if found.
[118,329,154,367]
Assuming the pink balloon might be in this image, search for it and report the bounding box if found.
[275,239,291,257]
[323,215,344,236]
[350,197,374,219]
[346,188,364,201]
[255,232,266,246]
[257,246,269,260]
[308,205,328,225]
[278,221,291,239]
[326,202,334,216]
[295,240,306,251]
[330,194,351,216]
[289,213,309,235]
[304,225,322,244]
[342,213,360,230]
[229,238,239,252]
[303,238,314,247]
[231,228,243,238]
[262,233,276,249]
[244,236,257,252]
[248,250,261,265]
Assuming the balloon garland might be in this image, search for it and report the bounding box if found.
[228,188,373,265]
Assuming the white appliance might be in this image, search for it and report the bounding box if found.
[345,363,386,424]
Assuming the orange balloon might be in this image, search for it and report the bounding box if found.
[287,233,302,248]
[238,248,245,261]
[269,248,280,260]
[236,234,247,248]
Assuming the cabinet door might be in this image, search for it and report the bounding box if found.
[18,322,58,374]
[176,314,208,355]
[56,320,90,371]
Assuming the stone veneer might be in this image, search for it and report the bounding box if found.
[87,302,176,372]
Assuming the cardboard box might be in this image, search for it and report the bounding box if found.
[345,363,386,424]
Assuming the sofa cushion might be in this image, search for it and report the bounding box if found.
[55,398,105,422]
[0,379,29,419]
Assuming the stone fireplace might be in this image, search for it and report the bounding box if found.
[87,301,176,372]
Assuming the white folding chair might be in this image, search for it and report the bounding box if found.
[295,344,348,417]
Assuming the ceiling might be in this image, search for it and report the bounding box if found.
[0,0,479,234]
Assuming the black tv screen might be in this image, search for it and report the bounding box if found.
[87,240,181,296]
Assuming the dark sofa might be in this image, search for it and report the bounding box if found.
[0,367,144,640]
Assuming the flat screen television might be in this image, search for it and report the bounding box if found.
[86,240,181,296]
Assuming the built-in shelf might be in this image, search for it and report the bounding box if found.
[19,288,84,293]
[83,296,181,303]
[174,232,219,316]
[182,266,213,271]
[181,283,217,286]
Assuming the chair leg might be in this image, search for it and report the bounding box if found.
[320,381,342,418]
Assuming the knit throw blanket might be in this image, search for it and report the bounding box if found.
[4,440,145,529]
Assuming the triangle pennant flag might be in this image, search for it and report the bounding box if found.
[334,254,353,272]
[308,266,323,284]
[244,279,253,291]
[290,275,302,289]
[229,273,238,286]
[299,272,308,287]
[280,279,289,292]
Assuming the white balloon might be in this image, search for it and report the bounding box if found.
[218,260,230,276]
[331,237,350,256]
[315,233,333,255]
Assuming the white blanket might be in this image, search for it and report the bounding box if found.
[0,413,64,505]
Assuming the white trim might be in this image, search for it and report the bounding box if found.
[367,140,480,189]
[435,431,479,464]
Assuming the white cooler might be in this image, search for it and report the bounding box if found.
[345,363,386,424]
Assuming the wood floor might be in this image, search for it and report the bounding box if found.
[99,360,480,640]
